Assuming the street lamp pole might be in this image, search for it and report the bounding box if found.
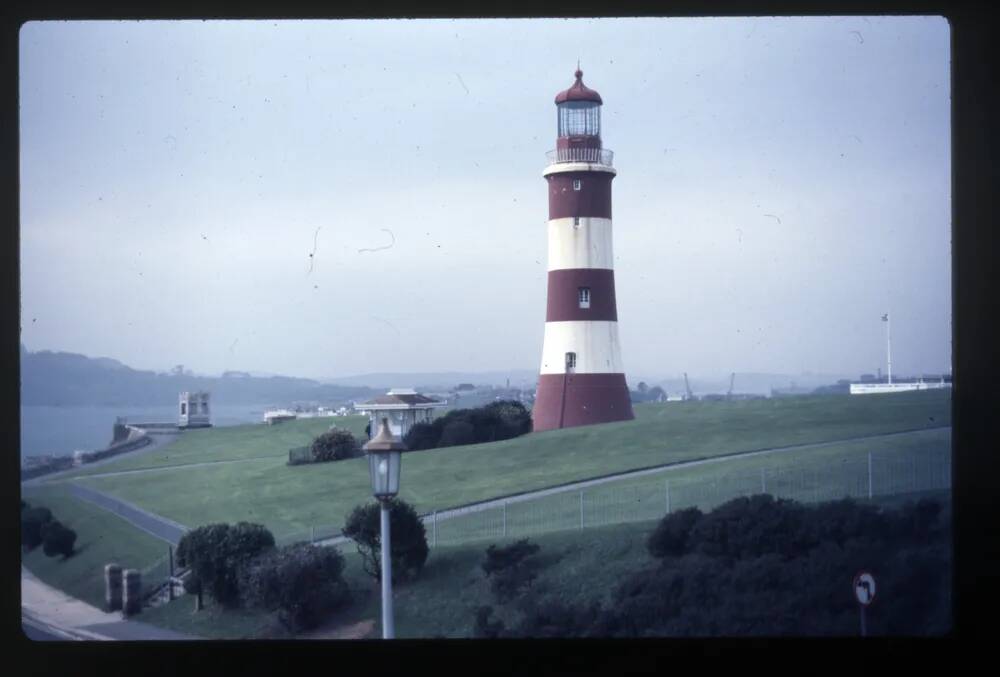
[379,498,395,639]
[363,417,406,640]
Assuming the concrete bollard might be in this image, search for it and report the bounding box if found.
[122,569,142,617]
[105,563,123,611]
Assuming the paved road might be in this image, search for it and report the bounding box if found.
[67,483,188,545]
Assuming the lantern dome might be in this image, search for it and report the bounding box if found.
[554,68,603,105]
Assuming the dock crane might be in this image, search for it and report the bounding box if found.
[726,372,735,400]
[683,373,696,401]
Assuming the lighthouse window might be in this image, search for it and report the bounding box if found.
[565,352,577,369]
[578,287,591,308]
[180,403,187,415]
[573,179,582,191]
[558,101,601,137]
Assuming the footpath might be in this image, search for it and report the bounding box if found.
[21,566,198,641]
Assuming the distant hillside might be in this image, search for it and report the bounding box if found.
[19,346,380,407]
[321,370,539,389]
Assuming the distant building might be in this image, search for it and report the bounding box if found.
[849,375,952,395]
[179,391,212,428]
[355,388,444,440]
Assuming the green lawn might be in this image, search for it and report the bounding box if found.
[70,390,950,543]
[20,486,171,609]
[50,415,369,479]
[431,426,951,546]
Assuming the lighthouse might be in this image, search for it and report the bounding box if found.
[532,68,635,432]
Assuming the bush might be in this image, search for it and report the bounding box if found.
[402,400,532,451]
[41,520,77,558]
[342,498,429,583]
[439,420,476,447]
[240,543,351,631]
[311,428,363,463]
[481,496,952,637]
[403,422,439,450]
[473,605,506,638]
[647,507,703,559]
[482,539,542,602]
[21,506,54,550]
[175,522,275,608]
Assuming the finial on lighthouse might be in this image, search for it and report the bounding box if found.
[575,60,582,79]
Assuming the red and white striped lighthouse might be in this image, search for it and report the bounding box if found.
[532,68,635,432]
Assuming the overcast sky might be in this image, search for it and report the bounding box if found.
[19,17,951,382]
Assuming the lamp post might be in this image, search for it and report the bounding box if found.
[363,417,406,639]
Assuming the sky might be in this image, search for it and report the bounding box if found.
[18,17,952,382]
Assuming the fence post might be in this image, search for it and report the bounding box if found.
[432,511,437,547]
[168,546,174,601]
[665,479,671,515]
[867,451,873,500]
[761,468,767,495]
[502,501,507,538]
[579,491,584,529]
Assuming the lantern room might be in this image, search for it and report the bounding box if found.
[553,68,606,162]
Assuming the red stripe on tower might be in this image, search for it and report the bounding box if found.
[533,68,635,432]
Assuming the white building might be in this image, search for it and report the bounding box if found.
[849,378,952,395]
[354,388,444,440]
[179,391,212,428]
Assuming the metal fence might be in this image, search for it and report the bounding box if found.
[419,447,951,548]
[275,446,950,551]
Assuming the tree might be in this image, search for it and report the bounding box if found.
[482,539,542,602]
[41,520,77,558]
[21,506,53,550]
[403,421,439,450]
[647,507,703,559]
[439,419,476,447]
[638,382,649,394]
[342,498,428,584]
[175,522,275,608]
[311,428,363,463]
[240,543,351,632]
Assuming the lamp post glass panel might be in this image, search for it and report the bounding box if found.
[363,417,406,639]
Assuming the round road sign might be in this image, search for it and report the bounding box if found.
[854,571,876,606]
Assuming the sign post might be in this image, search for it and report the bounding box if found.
[853,571,876,637]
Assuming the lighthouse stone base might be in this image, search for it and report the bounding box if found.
[532,373,634,432]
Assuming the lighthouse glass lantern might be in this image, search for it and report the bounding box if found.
[364,417,404,499]
[558,100,600,137]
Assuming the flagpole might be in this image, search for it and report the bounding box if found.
[886,313,892,385]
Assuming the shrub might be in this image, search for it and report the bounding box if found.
[342,498,429,583]
[647,507,703,559]
[41,520,77,558]
[175,522,275,608]
[473,605,506,638]
[240,543,351,631]
[21,506,53,550]
[439,419,476,447]
[402,400,532,451]
[482,539,542,602]
[403,422,439,450]
[311,428,363,463]
[686,494,815,561]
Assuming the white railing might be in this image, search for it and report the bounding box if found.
[546,147,614,167]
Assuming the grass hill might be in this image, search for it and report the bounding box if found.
[19,346,380,406]
[45,390,950,541]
